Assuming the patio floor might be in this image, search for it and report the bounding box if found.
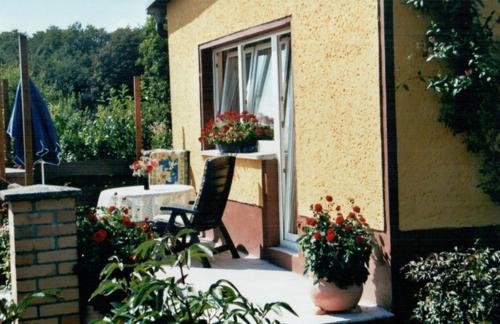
[160,252,393,323]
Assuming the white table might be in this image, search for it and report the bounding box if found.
[97,184,196,222]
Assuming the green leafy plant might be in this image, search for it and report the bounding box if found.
[0,202,9,289]
[0,290,59,323]
[76,205,155,312]
[297,196,373,289]
[402,0,499,204]
[90,229,297,323]
[403,244,500,323]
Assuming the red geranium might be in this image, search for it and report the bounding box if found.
[313,231,321,240]
[335,215,344,225]
[122,207,129,215]
[306,217,317,226]
[344,224,352,233]
[355,235,364,245]
[141,222,150,231]
[122,216,133,227]
[108,205,117,213]
[325,195,333,202]
[335,205,341,211]
[348,212,356,219]
[314,203,323,213]
[353,206,361,213]
[358,215,366,223]
[326,228,335,241]
[92,229,108,244]
[87,212,97,223]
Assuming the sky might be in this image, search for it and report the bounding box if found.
[0,0,153,34]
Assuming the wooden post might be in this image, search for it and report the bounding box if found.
[0,80,8,179]
[1,80,11,166]
[19,34,33,185]
[133,76,142,159]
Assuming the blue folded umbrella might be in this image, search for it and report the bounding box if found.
[7,79,60,167]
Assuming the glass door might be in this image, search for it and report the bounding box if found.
[277,34,297,247]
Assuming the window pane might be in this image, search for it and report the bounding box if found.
[246,47,273,127]
[220,52,239,114]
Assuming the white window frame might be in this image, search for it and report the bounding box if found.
[212,29,290,154]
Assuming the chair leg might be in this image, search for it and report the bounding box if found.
[219,223,239,259]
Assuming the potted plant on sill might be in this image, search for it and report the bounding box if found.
[199,111,273,153]
[298,195,373,312]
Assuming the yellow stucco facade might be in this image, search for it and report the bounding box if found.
[393,1,500,231]
[167,0,385,231]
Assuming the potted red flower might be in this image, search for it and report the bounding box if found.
[298,195,373,312]
[199,111,272,153]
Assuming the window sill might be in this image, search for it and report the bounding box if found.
[200,150,277,161]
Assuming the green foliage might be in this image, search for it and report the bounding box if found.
[91,231,297,323]
[0,290,59,323]
[403,0,500,204]
[94,27,144,96]
[76,205,155,312]
[403,244,500,323]
[297,197,373,289]
[0,202,9,289]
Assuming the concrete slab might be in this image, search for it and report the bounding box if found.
[160,253,393,323]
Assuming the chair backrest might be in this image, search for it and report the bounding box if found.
[192,156,236,231]
[148,149,190,185]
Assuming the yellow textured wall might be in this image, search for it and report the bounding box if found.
[167,0,384,230]
[393,1,500,230]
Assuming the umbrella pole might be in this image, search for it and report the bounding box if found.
[41,161,45,185]
[19,34,34,185]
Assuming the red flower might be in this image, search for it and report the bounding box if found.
[87,212,97,223]
[147,232,153,240]
[348,212,356,219]
[122,216,133,227]
[313,203,323,213]
[92,229,108,244]
[129,255,137,263]
[353,206,361,213]
[141,222,150,231]
[107,205,117,213]
[325,195,333,202]
[355,235,364,245]
[335,205,341,211]
[306,217,317,226]
[122,207,129,215]
[146,165,154,173]
[344,224,352,233]
[335,215,344,225]
[326,228,335,241]
[313,231,321,240]
[358,215,366,223]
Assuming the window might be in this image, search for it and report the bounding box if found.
[211,30,291,144]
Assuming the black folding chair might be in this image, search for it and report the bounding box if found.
[154,155,238,268]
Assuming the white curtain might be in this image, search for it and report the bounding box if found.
[246,47,273,124]
[220,55,239,114]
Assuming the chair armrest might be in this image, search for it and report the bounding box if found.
[160,205,198,215]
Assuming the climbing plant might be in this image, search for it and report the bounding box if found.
[403,0,499,204]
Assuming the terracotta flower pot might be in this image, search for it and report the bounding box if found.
[310,279,363,312]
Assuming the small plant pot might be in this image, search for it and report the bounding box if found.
[310,279,363,312]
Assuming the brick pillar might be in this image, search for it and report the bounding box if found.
[0,185,81,324]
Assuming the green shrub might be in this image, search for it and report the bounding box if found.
[91,230,297,323]
[0,202,9,289]
[403,244,500,323]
